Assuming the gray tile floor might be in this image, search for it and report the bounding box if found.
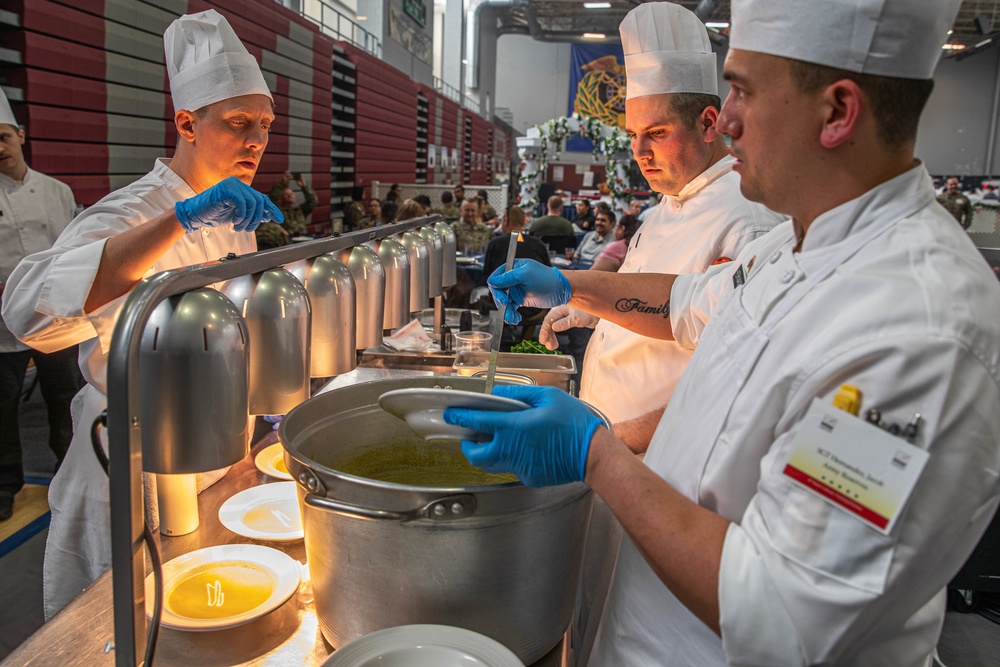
[1,370,999,664]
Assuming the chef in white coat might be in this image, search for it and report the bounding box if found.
[1,9,282,619]
[0,87,83,522]
[541,2,781,451]
[447,0,1000,664]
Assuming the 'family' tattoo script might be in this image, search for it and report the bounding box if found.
[615,298,670,318]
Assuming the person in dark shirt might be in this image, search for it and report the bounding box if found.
[573,199,596,231]
[483,206,552,322]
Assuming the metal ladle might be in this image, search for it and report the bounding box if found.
[484,232,521,394]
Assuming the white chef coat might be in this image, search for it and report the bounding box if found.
[589,163,1000,666]
[575,229,614,263]
[1,159,256,618]
[579,156,782,425]
[0,167,77,351]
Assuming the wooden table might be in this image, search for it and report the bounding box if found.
[2,383,569,666]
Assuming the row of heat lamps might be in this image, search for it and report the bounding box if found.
[139,219,457,535]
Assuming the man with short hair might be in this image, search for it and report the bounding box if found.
[268,169,318,236]
[937,176,973,229]
[542,3,780,452]
[449,1,1000,664]
[450,197,493,253]
[2,9,282,618]
[573,199,596,231]
[439,190,460,222]
[0,89,84,522]
[453,183,466,204]
[529,195,575,238]
[573,207,615,265]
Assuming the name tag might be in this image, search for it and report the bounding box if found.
[782,398,928,535]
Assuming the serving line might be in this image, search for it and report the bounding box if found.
[1,370,569,667]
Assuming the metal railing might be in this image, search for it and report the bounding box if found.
[276,0,381,57]
[433,76,462,103]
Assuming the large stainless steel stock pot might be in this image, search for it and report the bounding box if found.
[279,376,600,664]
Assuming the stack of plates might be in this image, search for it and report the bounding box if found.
[323,624,524,666]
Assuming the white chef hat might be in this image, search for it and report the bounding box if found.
[164,9,272,113]
[620,2,717,100]
[0,87,18,128]
[729,0,962,80]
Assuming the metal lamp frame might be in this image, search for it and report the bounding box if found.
[107,215,439,666]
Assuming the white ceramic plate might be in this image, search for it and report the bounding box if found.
[219,482,303,541]
[379,388,529,442]
[144,544,300,631]
[323,624,524,667]
[254,442,293,480]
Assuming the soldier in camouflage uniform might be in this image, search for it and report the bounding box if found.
[937,176,974,230]
[451,198,494,253]
[439,190,460,222]
[254,221,290,249]
[268,170,318,236]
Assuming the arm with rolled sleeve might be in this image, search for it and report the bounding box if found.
[300,185,318,217]
[1,200,130,354]
[717,335,1000,665]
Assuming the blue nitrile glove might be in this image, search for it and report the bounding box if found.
[443,385,603,487]
[262,414,284,431]
[487,259,572,325]
[175,176,284,233]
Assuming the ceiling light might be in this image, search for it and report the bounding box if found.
[356,15,367,20]
[583,32,606,39]
[705,22,730,29]
[583,2,612,8]
[942,43,965,50]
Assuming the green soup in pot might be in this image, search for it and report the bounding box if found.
[327,440,519,487]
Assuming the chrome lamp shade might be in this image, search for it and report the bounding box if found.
[223,268,311,415]
[287,255,357,377]
[419,225,444,298]
[434,220,457,288]
[375,237,411,329]
[337,245,385,349]
[398,230,430,312]
[139,288,250,474]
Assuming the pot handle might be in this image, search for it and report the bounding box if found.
[304,492,478,522]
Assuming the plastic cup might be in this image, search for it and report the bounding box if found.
[455,331,493,352]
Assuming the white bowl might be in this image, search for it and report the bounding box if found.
[144,544,300,631]
[378,388,529,442]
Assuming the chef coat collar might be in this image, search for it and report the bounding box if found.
[0,165,34,190]
[799,161,933,254]
[155,158,198,199]
[672,154,736,203]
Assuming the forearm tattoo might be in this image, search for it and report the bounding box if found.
[615,297,670,319]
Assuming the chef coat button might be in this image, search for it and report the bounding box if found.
[780,270,795,284]
[674,202,682,210]
[29,189,35,193]
[769,251,782,264]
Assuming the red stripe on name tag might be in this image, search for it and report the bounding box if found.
[783,464,889,530]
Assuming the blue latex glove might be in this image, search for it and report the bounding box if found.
[175,176,284,233]
[443,385,603,487]
[487,259,572,325]
[262,414,284,431]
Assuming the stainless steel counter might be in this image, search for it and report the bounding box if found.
[1,370,570,667]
